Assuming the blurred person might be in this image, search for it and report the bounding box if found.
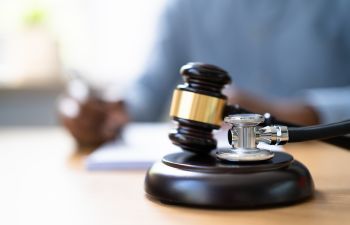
[60,0,350,146]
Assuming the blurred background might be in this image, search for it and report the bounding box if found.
[0,0,164,126]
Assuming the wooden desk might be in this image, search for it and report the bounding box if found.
[1,127,349,225]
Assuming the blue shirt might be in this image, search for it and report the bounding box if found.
[126,0,350,123]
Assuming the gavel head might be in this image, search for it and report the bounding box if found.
[169,62,231,154]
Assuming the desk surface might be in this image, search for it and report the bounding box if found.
[1,127,350,225]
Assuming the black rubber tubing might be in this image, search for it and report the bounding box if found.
[288,119,350,142]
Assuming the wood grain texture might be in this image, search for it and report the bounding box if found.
[0,127,349,225]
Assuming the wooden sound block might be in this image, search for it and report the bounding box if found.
[145,151,314,209]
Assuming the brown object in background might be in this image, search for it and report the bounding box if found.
[58,79,129,149]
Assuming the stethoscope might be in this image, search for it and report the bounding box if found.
[217,113,350,162]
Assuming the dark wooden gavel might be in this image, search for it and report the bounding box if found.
[168,62,295,154]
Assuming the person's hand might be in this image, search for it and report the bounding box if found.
[225,88,320,125]
[58,95,129,148]
[58,77,130,148]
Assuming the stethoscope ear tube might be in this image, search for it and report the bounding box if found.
[288,119,350,142]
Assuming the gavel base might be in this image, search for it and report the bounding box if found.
[144,151,314,209]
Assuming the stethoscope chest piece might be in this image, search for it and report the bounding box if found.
[217,114,274,162]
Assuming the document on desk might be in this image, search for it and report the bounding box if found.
[86,123,283,170]
[86,123,176,170]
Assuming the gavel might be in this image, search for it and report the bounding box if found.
[168,62,282,154]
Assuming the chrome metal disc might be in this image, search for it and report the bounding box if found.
[216,148,274,162]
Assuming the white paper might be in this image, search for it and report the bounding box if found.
[86,123,177,170]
